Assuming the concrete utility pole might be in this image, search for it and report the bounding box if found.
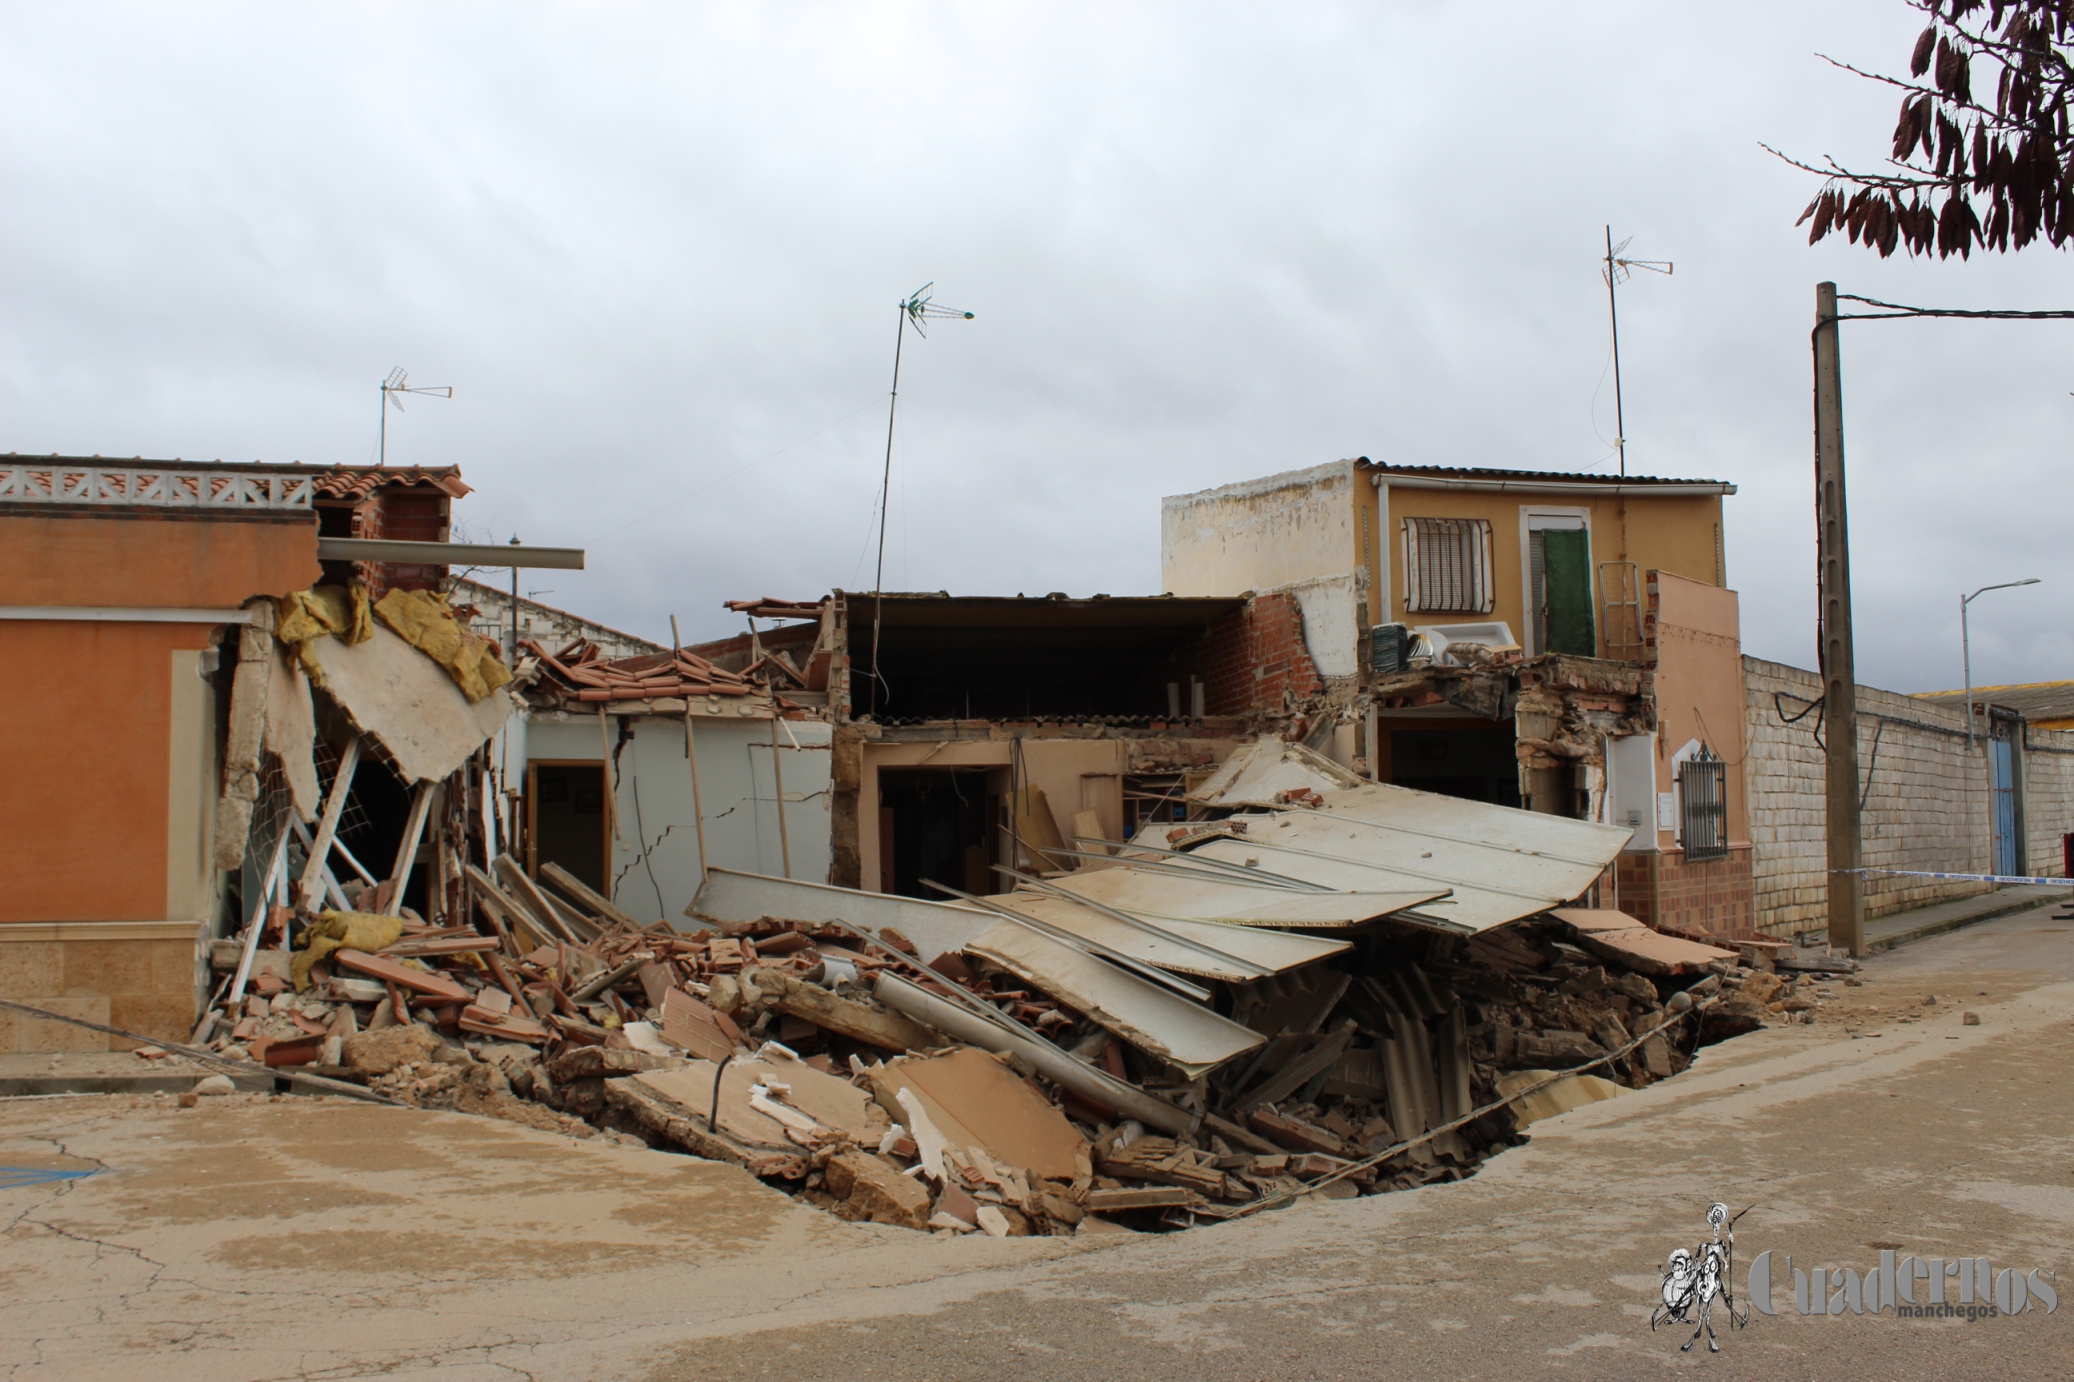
[1813,282,1864,956]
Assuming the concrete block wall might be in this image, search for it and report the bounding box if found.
[2024,730,2074,876]
[1743,656,2074,937]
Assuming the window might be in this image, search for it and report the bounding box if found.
[1402,518,1495,614]
[1677,748,1728,861]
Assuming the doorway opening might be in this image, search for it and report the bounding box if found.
[877,767,1004,900]
[528,760,608,894]
[1389,726,1523,808]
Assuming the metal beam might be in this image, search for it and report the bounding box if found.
[316,538,584,569]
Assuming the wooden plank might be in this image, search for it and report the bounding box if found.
[334,950,473,1002]
[490,854,580,945]
[380,935,502,957]
[1084,1186,1195,1211]
[381,781,436,917]
[764,972,938,1054]
[466,864,547,953]
[540,861,642,931]
[297,736,362,913]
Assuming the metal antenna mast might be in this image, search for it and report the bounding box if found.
[1601,228,1671,478]
[868,283,973,715]
[379,368,453,467]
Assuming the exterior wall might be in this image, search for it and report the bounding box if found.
[1742,656,2074,938]
[0,509,321,1049]
[1614,851,1757,941]
[2023,730,2074,876]
[856,737,1123,895]
[454,577,664,662]
[524,710,833,922]
[1160,461,1362,597]
[1646,571,1750,848]
[1373,482,1724,656]
[1200,591,1328,716]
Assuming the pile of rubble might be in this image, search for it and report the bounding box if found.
[188,828,1830,1236]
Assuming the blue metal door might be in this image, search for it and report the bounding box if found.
[1990,731,2019,878]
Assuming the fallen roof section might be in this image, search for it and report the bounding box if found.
[688,868,994,963]
[1548,908,1737,976]
[963,920,1266,1078]
[301,623,511,784]
[981,891,1349,980]
[1152,780,1632,935]
[1051,864,1444,931]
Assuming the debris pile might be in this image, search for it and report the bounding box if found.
[191,739,1831,1237]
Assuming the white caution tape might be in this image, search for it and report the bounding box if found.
[1837,868,2074,887]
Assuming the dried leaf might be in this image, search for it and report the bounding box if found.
[1911,25,1936,78]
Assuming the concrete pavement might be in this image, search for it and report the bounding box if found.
[1,902,2069,1381]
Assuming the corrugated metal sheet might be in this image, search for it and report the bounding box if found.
[1156,781,1630,934]
[1051,866,1445,930]
[985,892,1349,981]
[687,868,991,962]
[964,921,1266,1078]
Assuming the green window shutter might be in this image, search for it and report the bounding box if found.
[1541,528,1595,656]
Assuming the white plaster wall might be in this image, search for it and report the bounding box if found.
[523,711,832,923]
[1277,571,1364,679]
[1161,460,1358,597]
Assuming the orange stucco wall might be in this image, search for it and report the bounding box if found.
[0,511,319,924]
[1365,483,1724,658]
[0,620,213,922]
[0,511,320,608]
[1649,570,1750,847]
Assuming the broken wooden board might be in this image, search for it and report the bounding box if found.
[1495,1068,1625,1126]
[333,950,472,1002]
[867,1048,1088,1182]
[759,972,939,1054]
[1548,908,1737,977]
[1084,1185,1197,1212]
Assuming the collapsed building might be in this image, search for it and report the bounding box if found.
[0,448,1892,1237]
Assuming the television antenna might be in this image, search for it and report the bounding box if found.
[379,367,453,466]
[1601,228,1671,477]
[868,283,974,714]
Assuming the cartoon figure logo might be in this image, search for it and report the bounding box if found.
[1652,1202,1752,1353]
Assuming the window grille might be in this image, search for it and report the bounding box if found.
[1678,747,1728,861]
[1402,517,1495,614]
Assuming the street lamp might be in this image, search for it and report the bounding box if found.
[1961,578,2041,747]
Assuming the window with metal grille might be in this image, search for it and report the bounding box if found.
[1678,748,1728,861]
[1402,517,1495,614]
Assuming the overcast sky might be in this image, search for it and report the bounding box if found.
[4,2,2067,693]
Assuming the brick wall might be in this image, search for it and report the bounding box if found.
[1200,591,1326,716]
[1743,656,2074,937]
[323,488,450,597]
[1615,847,1756,939]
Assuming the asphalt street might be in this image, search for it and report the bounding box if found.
[0,901,2067,1382]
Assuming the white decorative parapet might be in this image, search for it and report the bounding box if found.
[0,464,313,510]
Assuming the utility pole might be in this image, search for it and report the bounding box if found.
[1813,282,1863,957]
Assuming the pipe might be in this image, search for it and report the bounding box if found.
[873,972,1196,1136]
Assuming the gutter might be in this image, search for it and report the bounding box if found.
[1372,475,1735,497]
